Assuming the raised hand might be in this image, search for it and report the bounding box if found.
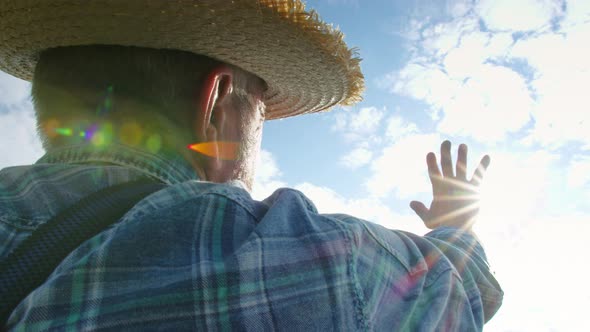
[410,141,490,230]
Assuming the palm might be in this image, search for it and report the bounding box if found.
[410,141,490,230]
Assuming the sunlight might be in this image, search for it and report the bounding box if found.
[478,150,556,222]
[471,149,587,331]
[474,150,554,258]
[188,141,240,160]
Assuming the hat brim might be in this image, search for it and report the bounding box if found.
[0,0,364,119]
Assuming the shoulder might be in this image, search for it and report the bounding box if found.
[0,163,148,258]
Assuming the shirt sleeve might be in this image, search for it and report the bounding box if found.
[337,216,503,331]
[424,226,504,322]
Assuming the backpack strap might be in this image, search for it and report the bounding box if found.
[0,178,167,326]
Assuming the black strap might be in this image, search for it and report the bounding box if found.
[0,178,166,326]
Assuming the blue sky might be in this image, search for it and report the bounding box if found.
[1,0,589,330]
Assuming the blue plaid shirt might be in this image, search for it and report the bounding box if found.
[1,143,502,331]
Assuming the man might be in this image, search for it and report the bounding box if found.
[0,1,502,330]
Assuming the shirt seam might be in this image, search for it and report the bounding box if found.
[0,216,40,230]
[354,218,415,275]
[127,189,261,225]
[321,215,371,331]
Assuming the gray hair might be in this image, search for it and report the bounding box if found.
[32,45,266,150]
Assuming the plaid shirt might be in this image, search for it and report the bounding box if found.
[1,143,502,331]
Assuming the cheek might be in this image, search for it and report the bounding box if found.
[241,118,263,154]
[242,104,265,144]
[235,98,265,159]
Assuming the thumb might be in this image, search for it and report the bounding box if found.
[410,201,429,222]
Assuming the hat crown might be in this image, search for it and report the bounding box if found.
[0,0,364,118]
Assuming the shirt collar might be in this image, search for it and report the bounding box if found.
[36,143,199,185]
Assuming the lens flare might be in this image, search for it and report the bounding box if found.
[84,124,98,141]
[44,119,60,138]
[146,134,162,154]
[91,132,106,147]
[55,128,73,136]
[188,142,239,161]
[96,85,114,116]
[120,122,143,146]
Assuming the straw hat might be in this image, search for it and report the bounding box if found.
[0,0,364,119]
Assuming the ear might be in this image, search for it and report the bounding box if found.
[195,65,234,140]
[193,65,234,177]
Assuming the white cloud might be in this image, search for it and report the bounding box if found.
[339,145,373,169]
[387,0,590,147]
[511,24,590,147]
[332,106,391,170]
[443,31,514,78]
[252,152,429,234]
[421,17,480,56]
[0,104,44,168]
[448,0,473,18]
[385,116,419,142]
[295,182,428,234]
[251,146,431,233]
[486,32,514,56]
[479,213,590,332]
[389,63,457,120]
[255,150,281,183]
[567,155,590,189]
[476,0,563,32]
[0,72,44,169]
[470,149,590,332]
[333,107,385,143]
[390,61,533,142]
[252,149,287,200]
[390,28,527,142]
[437,64,533,141]
[512,25,590,73]
[0,71,31,106]
[478,149,559,229]
[563,0,590,27]
[442,31,490,78]
[366,133,441,199]
[332,111,348,132]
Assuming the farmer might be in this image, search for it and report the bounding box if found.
[0,1,502,330]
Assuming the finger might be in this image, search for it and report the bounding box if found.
[410,201,429,222]
[456,144,467,180]
[470,155,491,185]
[427,152,441,187]
[440,140,454,177]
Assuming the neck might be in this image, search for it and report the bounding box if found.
[43,116,207,181]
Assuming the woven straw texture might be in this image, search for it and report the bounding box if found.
[0,0,364,119]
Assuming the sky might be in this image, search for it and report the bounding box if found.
[1,0,589,330]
